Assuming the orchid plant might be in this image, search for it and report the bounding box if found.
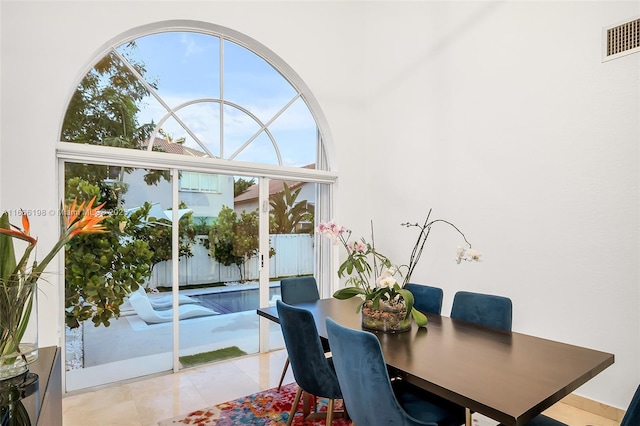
[0,197,107,371]
[317,209,481,328]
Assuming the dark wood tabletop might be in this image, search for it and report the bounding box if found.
[257,298,614,426]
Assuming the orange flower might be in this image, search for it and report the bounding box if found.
[21,211,30,236]
[64,198,83,229]
[0,217,37,246]
[66,197,108,238]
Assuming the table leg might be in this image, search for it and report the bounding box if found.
[466,408,472,426]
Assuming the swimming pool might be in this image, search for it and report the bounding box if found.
[192,286,281,314]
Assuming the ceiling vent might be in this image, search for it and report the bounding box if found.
[603,17,640,62]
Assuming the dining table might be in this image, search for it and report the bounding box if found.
[257,297,615,426]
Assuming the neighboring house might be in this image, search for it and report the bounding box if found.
[234,164,316,231]
[121,137,235,225]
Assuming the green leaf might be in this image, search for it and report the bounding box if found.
[0,212,17,283]
[333,287,366,299]
[396,288,415,319]
[411,308,428,327]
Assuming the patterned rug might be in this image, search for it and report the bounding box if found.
[158,382,351,425]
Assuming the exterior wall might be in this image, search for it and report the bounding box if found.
[122,169,235,222]
[234,181,317,215]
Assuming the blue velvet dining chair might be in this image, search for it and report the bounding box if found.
[325,317,466,426]
[277,276,328,390]
[621,384,640,425]
[450,290,513,331]
[276,300,344,425]
[280,276,320,304]
[405,283,444,314]
[449,291,572,426]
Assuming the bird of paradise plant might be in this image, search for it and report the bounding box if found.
[0,197,107,378]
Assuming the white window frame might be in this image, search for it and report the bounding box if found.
[56,20,338,390]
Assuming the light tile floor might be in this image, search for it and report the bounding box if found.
[62,349,622,426]
[63,349,293,426]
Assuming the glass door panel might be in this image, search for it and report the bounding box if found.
[264,178,318,352]
[177,173,265,369]
[64,162,174,391]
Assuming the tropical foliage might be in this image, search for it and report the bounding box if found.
[128,201,197,272]
[234,177,255,197]
[269,182,314,234]
[64,193,153,329]
[1,199,107,364]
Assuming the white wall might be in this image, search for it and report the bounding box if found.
[1,0,637,410]
[361,1,639,410]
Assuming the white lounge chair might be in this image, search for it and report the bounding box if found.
[135,286,197,309]
[128,291,217,324]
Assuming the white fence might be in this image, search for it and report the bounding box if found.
[150,234,314,287]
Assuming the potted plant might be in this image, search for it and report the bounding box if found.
[317,209,481,332]
[0,198,106,379]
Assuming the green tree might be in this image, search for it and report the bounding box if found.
[269,182,314,234]
[234,177,255,197]
[64,181,198,328]
[61,43,184,328]
[129,202,197,276]
[65,183,154,329]
[61,43,169,209]
[209,206,265,282]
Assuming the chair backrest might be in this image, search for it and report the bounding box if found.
[405,283,444,314]
[280,276,320,304]
[276,301,342,399]
[621,385,640,426]
[450,291,513,331]
[326,317,436,426]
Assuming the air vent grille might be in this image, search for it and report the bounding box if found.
[604,18,640,61]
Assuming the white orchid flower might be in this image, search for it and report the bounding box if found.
[377,276,397,288]
[455,246,466,264]
[465,248,482,262]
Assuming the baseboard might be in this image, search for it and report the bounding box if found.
[561,393,626,423]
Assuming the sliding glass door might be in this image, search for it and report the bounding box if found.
[64,161,175,390]
[63,164,296,389]
[176,172,266,369]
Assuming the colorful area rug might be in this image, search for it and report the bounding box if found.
[158,382,352,425]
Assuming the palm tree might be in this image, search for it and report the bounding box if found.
[269,183,314,234]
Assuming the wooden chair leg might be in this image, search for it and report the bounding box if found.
[303,391,311,418]
[287,387,303,426]
[326,399,335,425]
[278,357,290,391]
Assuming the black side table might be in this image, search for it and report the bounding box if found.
[0,347,61,426]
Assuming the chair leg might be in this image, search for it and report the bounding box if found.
[326,399,335,425]
[287,387,303,426]
[278,357,290,391]
[303,391,312,418]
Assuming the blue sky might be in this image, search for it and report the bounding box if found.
[119,31,317,167]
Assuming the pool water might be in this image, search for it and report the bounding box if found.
[193,286,281,314]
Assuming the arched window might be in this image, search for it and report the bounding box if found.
[61,27,325,168]
[58,21,336,391]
